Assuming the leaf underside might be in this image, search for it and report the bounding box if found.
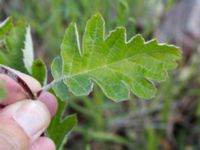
[51,56,69,101]
[23,26,34,74]
[56,13,181,101]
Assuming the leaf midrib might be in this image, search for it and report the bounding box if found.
[63,49,166,80]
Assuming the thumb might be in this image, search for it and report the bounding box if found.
[0,100,51,150]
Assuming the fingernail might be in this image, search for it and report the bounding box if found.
[12,101,50,141]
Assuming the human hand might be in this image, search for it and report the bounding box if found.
[0,68,57,150]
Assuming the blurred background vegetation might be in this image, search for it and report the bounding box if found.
[1,0,200,149]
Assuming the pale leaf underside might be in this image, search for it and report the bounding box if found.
[23,26,34,74]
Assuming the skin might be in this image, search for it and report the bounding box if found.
[0,67,58,150]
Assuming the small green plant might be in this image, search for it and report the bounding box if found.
[0,13,181,149]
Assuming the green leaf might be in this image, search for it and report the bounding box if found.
[146,128,158,150]
[51,56,69,101]
[48,99,77,150]
[0,17,13,39]
[0,51,9,65]
[32,59,47,86]
[0,17,13,65]
[0,19,34,74]
[4,20,28,72]
[60,13,181,101]
[23,26,34,74]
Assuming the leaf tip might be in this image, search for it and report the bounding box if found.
[89,12,104,23]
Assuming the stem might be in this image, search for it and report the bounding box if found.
[38,78,64,94]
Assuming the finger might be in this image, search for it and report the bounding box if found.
[38,92,58,116]
[0,100,50,150]
[0,74,25,105]
[0,91,58,117]
[29,137,55,150]
[0,118,29,150]
[0,69,41,105]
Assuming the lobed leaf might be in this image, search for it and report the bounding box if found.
[58,13,181,101]
[48,99,77,150]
